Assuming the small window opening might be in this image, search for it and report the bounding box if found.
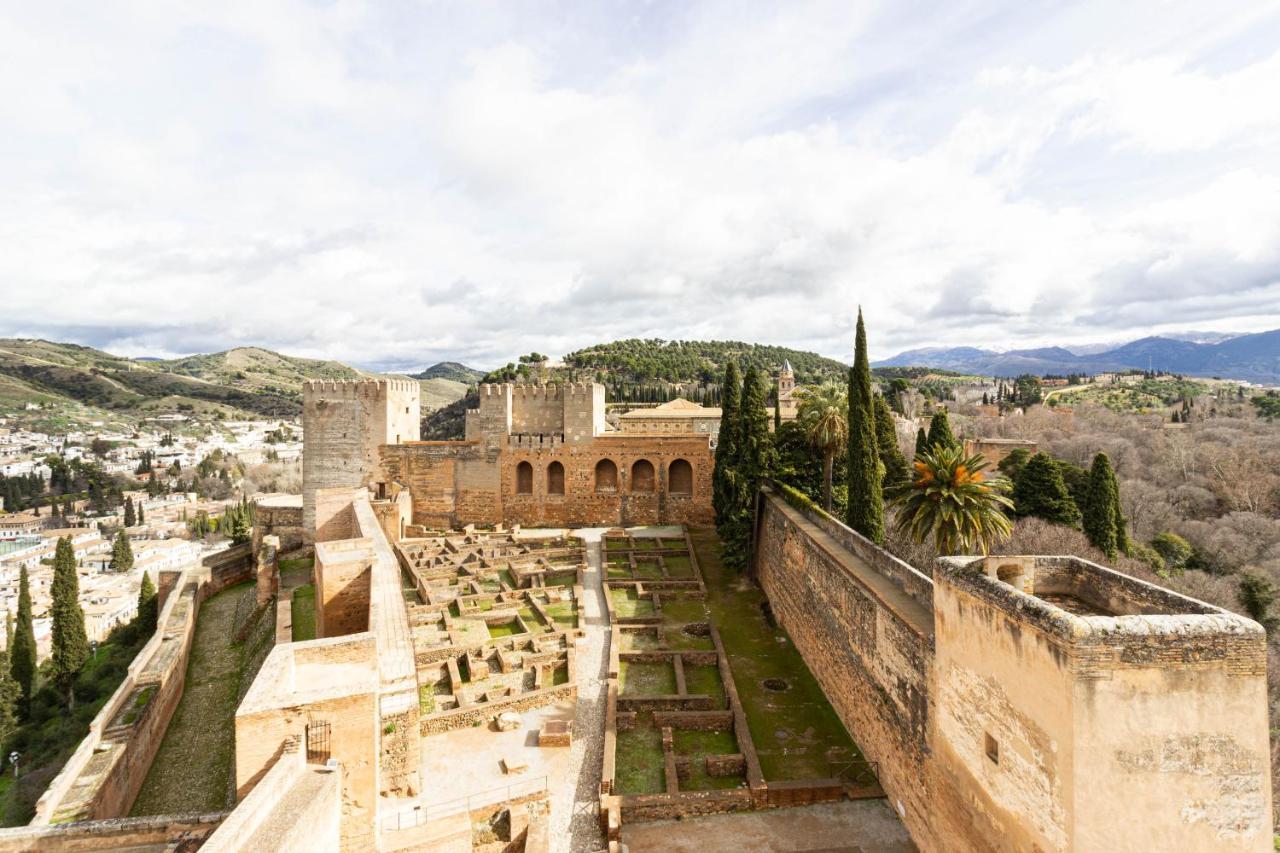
[984,732,999,765]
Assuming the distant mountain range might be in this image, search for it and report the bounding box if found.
[874,330,1280,383]
[0,340,480,424]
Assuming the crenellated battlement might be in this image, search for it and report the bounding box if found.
[510,433,564,449]
[303,378,420,399]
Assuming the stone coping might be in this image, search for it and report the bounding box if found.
[237,634,378,716]
[937,555,1263,642]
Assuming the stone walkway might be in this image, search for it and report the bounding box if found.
[554,529,609,853]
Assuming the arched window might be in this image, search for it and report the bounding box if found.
[595,459,618,493]
[631,459,655,492]
[669,459,693,495]
[547,461,565,495]
[515,461,533,495]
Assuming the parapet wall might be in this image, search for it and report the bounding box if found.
[34,549,258,826]
[751,486,958,849]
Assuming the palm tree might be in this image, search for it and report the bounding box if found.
[797,382,848,512]
[888,444,1014,556]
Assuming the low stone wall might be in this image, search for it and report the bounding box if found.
[764,779,847,808]
[650,710,734,730]
[618,789,753,822]
[0,812,226,852]
[616,694,717,712]
[419,682,578,736]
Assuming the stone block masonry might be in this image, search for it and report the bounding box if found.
[753,482,1273,852]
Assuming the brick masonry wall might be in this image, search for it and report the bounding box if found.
[381,437,713,529]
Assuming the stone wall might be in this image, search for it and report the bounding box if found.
[752,488,965,852]
[256,498,305,554]
[302,379,420,536]
[35,547,257,825]
[0,813,226,852]
[380,435,713,530]
[314,538,373,638]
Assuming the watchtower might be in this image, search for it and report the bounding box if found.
[302,378,420,536]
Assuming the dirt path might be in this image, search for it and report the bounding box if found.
[554,531,609,852]
[131,582,250,815]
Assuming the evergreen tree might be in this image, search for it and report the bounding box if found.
[925,409,958,452]
[137,502,145,525]
[1239,574,1277,631]
[873,395,909,486]
[109,530,135,573]
[123,496,136,528]
[1011,453,1080,524]
[914,427,927,458]
[724,366,775,569]
[137,573,159,635]
[10,567,36,715]
[1082,453,1126,559]
[845,310,884,543]
[712,362,742,532]
[49,536,89,709]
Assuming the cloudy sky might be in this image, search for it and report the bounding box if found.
[2,1,1279,372]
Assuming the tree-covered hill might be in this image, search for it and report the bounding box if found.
[564,339,846,385]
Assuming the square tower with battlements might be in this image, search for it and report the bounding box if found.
[302,378,420,536]
[932,554,1271,851]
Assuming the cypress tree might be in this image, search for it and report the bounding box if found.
[724,366,775,569]
[1082,453,1124,559]
[1012,453,1080,524]
[10,569,35,715]
[137,502,145,525]
[50,536,89,709]
[712,362,742,533]
[914,427,927,458]
[1108,462,1129,554]
[873,395,909,486]
[109,530,135,573]
[137,573,159,634]
[845,310,884,543]
[925,409,958,451]
[123,496,136,528]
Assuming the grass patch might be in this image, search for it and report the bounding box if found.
[663,555,693,576]
[606,564,632,579]
[619,661,676,696]
[634,558,663,580]
[610,588,655,618]
[500,569,517,589]
[615,725,665,794]
[605,538,631,551]
[487,619,522,638]
[552,664,570,686]
[683,665,726,706]
[132,581,254,815]
[419,685,437,715]
[120,685,156,726]
[544,602,577,628]
[279,556,313,588]
[689,528,864,782]
[291,584,316,642]
[621,631,661,651]
[633,538,658,550]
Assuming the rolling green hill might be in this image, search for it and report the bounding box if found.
[562,339,847,387]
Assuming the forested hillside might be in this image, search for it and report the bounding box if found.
[563,339,846,386]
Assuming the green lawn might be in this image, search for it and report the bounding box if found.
[683,665,726,705]
[610,588,655,618]
[279,556,313,588]
[615,723,665,794]
[664,554,693,576]
[634,558,663,579]
[689,528,864,782]
[291,584,316,642]
[131,581,253,815]
[619,660,677,696]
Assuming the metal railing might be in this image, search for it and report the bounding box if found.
[380,775,549,832]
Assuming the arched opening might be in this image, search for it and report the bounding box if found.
[515,461,533,495]
[631,459,655,492]
[996,564,1025,592]
[595,459,618,493]
[669,459,693,495]
[547,461,565,495]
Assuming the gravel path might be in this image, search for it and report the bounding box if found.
[552,529,609,853]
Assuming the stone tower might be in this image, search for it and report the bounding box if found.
[776,360,797,421]
[302,378,420,537]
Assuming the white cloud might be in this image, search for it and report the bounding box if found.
[0,0,1278,370]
